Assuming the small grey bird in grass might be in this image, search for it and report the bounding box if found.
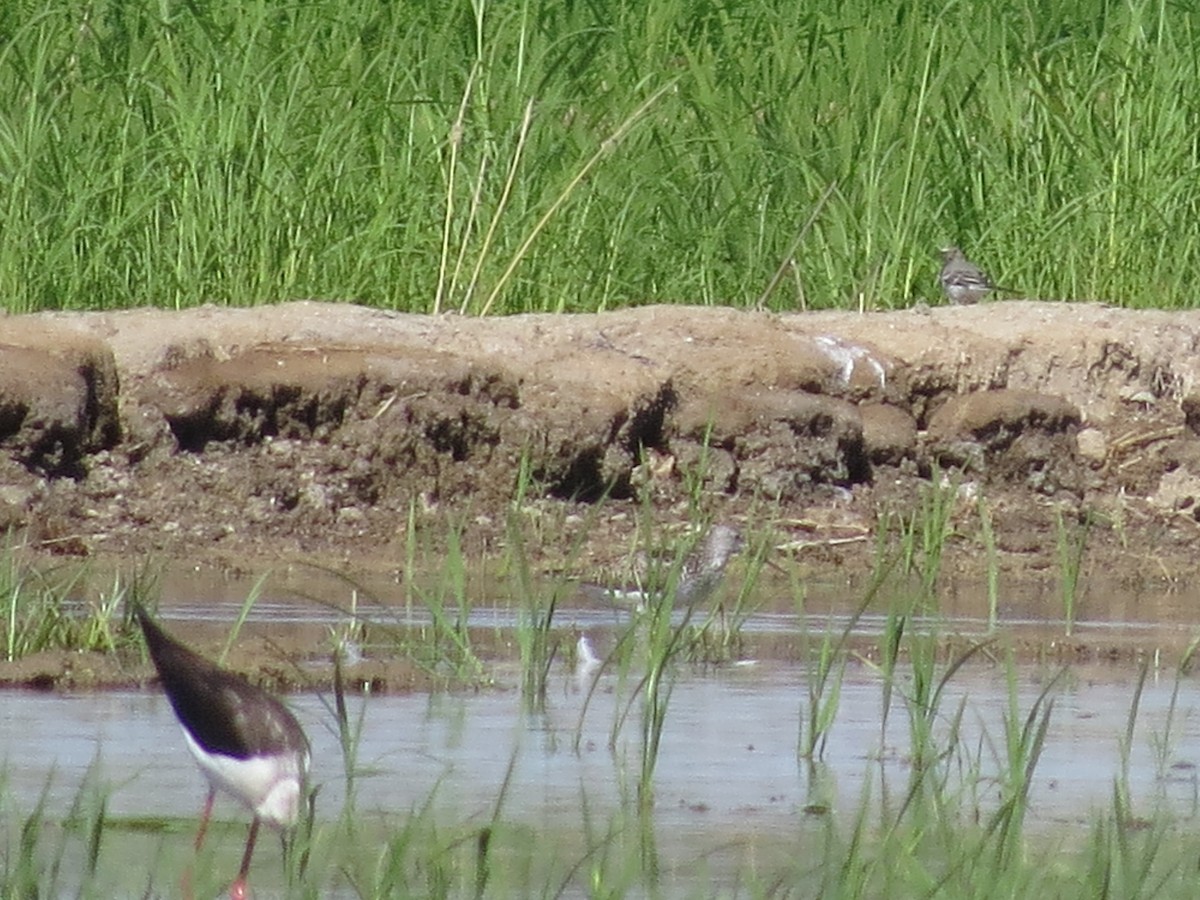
[580,524,745,611]
[938,246,1001,304]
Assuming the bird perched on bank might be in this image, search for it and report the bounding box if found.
[133,604,310,900]
[938,245,1003,304]
[580,524,745,611]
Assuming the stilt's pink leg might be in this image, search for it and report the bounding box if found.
[182,788,217,898]
[228,817,261,900]
[194,789,216,851]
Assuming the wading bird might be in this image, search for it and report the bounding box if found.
[580,524,746,611]
[134,605,310,900]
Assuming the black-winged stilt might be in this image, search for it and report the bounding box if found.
[134,605,310,900]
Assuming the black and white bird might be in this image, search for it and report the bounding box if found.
[938,246,1000,305]
[580,524,745,611]
[134,605,310,900]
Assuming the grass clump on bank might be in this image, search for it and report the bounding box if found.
[1,548,150,661]
[2,0,1200,314]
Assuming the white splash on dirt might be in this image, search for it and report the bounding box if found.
[814,335,886,389]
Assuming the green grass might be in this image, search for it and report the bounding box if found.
[902,466,958,604]
[1055,506,1092,637]
[0,543,152,661]
[400,521,490,685]
[505,452,593,709]
[3,0,1200,314]
[978,493,1001,631]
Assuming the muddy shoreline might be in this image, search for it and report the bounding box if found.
[4,300,1200,688]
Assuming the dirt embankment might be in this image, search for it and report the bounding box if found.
[3,300,1200,686]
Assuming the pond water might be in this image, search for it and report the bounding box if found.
[3,623,1200,894]
[9,554,1200,892]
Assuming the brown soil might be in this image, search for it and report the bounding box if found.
[4,300,1200,689]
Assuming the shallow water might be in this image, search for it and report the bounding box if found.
[137,555,1200,666]
[6,663,1198,826]
[3,646,1200,893]
[10,556,1200,892]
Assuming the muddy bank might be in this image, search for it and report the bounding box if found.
[3,301,1198,560]
[2,300,1200,686]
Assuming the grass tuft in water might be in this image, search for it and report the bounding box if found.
[1055,506,1093,636]
[977,493,1001,631]
[800,548,896,761]
[984,657,1063,867]
[506,450,586,709]
[911,466,959,603]
[1148,636,1200,790]
[0,543,162,660]
[628,528,711,809]
[411,521,487,685]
